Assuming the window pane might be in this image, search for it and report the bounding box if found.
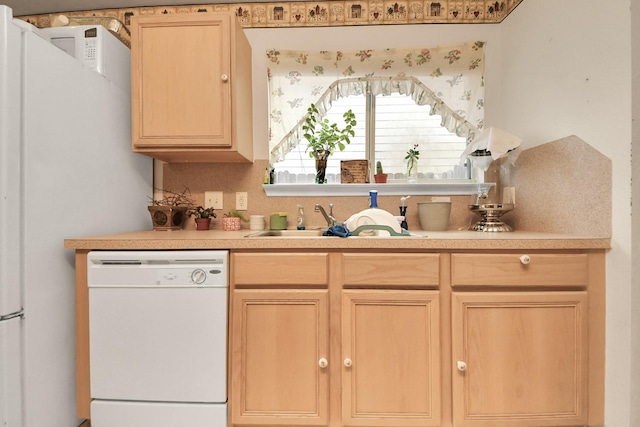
[273,97,366,183]
[375,94,469,179]
[272,93,469,183]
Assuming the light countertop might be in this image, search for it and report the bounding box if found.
[64,229,611,251]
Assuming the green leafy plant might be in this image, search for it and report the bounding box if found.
[189,206,217,219]
[224,210,249,222]
[405,144,420,176]
[405,144,420,162]
[302,103,357,158]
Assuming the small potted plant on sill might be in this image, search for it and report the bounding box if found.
[148,187,195,231]
[222,210,249,231]
[405,144,420,183]
[303,103,357,184]
[374,161,388,183]
[189,206,217,231]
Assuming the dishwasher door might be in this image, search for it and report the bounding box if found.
[87,250,228,425]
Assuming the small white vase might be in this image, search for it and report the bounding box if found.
[407,158,418,183]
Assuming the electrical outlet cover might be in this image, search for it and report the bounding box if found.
[236,192,248,210]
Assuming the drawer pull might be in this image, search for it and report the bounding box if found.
[344,358,352,367]
[457,360,467,372]
[319,358,328,369]
[519,255,531,265]
[221,74,229,82]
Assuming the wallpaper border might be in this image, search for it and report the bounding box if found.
[20,0,522,30]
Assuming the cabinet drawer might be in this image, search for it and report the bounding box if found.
[232,252,328,286]
[342,253,440,287]
[451,253,588,288]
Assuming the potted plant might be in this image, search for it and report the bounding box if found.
[405,144,420,183]
[374,161,388,183]
[222,210,249,231]
[148,188,195,231]
[303,103,357,184]
[189,206,217,231]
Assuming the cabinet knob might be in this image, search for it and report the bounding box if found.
[519,255,531,265]
[344,358,352,367]
[221,74,229,82]
[456,361,467,372]
[318,358,328,369]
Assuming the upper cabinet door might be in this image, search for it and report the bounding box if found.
[131,13,253,162]
[451,291,589,427]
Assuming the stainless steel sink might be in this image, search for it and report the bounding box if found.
[245,228,427,238]
[245,229,324,238]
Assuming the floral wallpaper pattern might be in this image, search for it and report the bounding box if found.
[268,41,485,163]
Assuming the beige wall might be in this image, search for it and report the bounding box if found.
[500,1,634,425]
[631,0,640,424]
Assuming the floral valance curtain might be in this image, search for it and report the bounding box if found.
[267,41,486,165]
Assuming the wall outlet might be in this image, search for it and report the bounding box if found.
[205,191,223,210]
[236,192,248,210]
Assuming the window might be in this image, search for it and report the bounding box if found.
[273,92,469,183]
[267,43,485,184]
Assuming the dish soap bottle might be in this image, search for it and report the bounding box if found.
[296,205,306,230]
[369,190,378,208]
[399,195,411,230]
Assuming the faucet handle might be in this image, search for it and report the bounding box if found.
[329,204,337,227]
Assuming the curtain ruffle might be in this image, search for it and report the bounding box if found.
[270,76,479,164]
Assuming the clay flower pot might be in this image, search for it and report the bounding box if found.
[194,217,212,231]
[374,173,388,183]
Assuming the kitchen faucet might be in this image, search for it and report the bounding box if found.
[315,203,337,227]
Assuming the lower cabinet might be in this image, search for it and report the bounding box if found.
[229,250,604,427]
[451,291,589,427]
[342,290,441,427]
[231,289,329,425]
[230,288,440,427]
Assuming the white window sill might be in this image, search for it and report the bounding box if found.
[262,181,493,197]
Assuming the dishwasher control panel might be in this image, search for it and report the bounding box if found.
[155,267,225,286]
[87,251,229,288]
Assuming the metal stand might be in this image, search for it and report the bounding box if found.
[468,203,514,232]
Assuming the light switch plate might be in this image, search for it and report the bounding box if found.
[205,191,223,210]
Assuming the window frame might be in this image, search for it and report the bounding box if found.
[272,87,472,183]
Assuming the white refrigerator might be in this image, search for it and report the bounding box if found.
[0,6,152,427]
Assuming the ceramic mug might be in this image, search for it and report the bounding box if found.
[249,215,265,231]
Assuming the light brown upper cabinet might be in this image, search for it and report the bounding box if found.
[130,12,253,162]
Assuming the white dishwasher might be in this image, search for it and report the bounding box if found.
[87,251,228,427]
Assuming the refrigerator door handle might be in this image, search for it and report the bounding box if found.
[0,309,24,322]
